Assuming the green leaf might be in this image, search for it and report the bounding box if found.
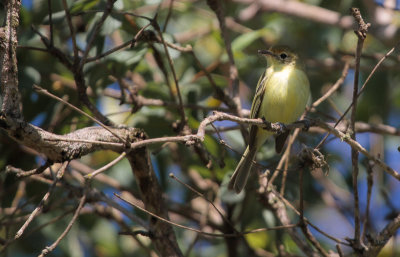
[203,135,219,157]
[101,16,122,36]
[106,48,147,66]
[42,11,66,25]
[232,30,264,52]
[70,0,101,14]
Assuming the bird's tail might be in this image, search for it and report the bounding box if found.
[228,146,257,193]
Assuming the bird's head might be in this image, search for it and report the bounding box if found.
[258,45,299,67]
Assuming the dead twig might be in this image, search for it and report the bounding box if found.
[349,7,370,251]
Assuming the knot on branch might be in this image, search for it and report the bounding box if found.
[184,135,200,146]
[127,128,147,145]
[345,237,367,253]
[350,7,370,39]
[261,117,284,134]
[298,147,329,174]
[136,30,158,43]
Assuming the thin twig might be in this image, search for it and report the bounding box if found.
[38,190,87,257]
[124,112,313,151]
[47,0,53,46]
[207,0,239,97]
[310,121,400,136]
[268,111,307,186]
[17,46,48,52]
[163,0,174,33]
[189,50,243,124]
[30,23,112,126]
[361,160,374,242]
[85,39,134,63]
[316,120,399,181]
[315,40,398,150]
[61,0,78,61]
[85,22,152,63]
[30,25,74,70]
[299,168,304,222]
[33,85,127,144]
[350,7,370,250]
[169,173,237,232]
[114,193,297,238]
[14,162,69,239]
[20,209,74,240]
[85,152,127,179]
[298,168,329,257]
[269,187,349,245]
[310,61,350,108]
[258,185,321,256]
[96,192,148,229]
[116,10,153,22]
[152,18,187,131]
[6,161,52,178]
[104,82,232,112]
[79,0,116,69]
[336,244,345,257]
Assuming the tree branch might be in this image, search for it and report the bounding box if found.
[235,0,353,29]
[0,0,22,119]
[126,145,184,256]
[349,7,370,250]
[0,114,138,162]
[258,178,321,257]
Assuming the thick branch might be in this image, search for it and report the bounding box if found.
[0,113,140,162]
[2,109,397,184]
[126,146,183,256]
[0,0,22,119]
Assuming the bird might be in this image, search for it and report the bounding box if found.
[228,45,310,193]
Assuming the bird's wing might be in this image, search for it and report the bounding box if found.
[248,70,268,149]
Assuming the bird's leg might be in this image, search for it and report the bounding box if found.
[261,117,273,131]
[276,122,287,135]
[261,117,287,134]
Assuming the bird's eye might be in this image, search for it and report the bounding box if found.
[280,53,288,59]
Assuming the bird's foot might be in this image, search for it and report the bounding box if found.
[276,122,287,135]
[261,117,275,132]
[295,119,311,131]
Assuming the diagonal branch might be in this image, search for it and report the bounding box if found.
[126,145,184,256]
[367,213,400,256]
[316,120,399,181]
[79,0,117,68]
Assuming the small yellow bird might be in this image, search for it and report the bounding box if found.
[228,45,310,193]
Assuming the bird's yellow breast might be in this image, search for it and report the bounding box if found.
[260,65,310,124]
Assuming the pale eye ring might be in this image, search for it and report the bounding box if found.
[280,53,288,59]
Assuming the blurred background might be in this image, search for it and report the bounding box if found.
[1,0,400,256]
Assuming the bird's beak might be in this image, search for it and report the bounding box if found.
[258,49,277,58]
